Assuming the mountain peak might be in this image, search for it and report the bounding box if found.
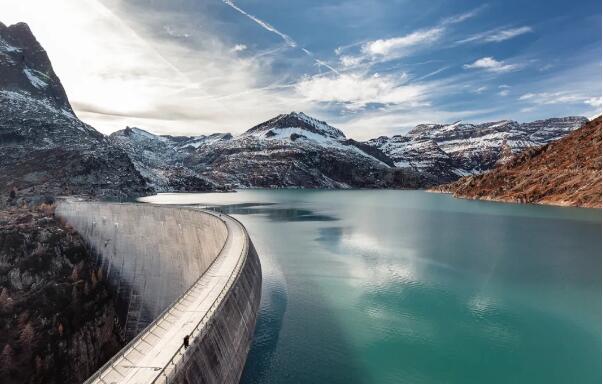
[244,111,346,140]
[0,21,72,112]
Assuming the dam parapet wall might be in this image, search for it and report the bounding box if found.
[55,200,261,384]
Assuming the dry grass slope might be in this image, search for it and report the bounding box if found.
[436,117,602,208]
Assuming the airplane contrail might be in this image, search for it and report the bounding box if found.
[221,0,339,75]
[221,0,296,48]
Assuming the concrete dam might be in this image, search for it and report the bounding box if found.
[56,200,262,384]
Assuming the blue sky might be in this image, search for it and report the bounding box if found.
[2,0,601,138]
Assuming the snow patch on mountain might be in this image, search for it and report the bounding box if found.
[23,68,48,89]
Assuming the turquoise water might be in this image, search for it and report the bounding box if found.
[140,190,602,384]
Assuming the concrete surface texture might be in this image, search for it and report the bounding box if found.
[55,201,261,384]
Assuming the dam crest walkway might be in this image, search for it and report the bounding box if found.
[75,206,250,384]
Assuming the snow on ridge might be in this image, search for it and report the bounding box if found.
[294,112,346,138]
[0,38,20,53]
[486,120,513,129]
[126,127,171,143]
[0,90,73,119]
[23,68,48,89]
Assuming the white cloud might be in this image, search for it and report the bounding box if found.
[458,26,532,44]
[339,55,364,67]
[295,73,428,108]
[231,44,247,52]
[584,97,602,108]
[464,57,520,73]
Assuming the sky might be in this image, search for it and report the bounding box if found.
[1,0,601,139]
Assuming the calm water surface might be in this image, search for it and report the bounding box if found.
[140,190,601,384]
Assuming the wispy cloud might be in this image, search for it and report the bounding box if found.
[519,91,601,107]
[441,5,486,25]
[484,26,532,42]
[498,85,511,96]
[335,7,481,67]
[361,27,444,60]
[464,57,521,73]
[473,86,488,94]
[458,26,533,44]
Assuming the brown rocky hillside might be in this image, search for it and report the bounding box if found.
[434,117,602,208]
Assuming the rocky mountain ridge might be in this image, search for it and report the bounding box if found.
[111,112,425,189]
[111,113,588,190]
[366,116,588,183]
[434,117,602,208]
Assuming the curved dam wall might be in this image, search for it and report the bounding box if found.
[170,242,262,384]
[55,201,261,384]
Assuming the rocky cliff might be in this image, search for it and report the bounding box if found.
[0,202,124,384]
[434,117,602,208]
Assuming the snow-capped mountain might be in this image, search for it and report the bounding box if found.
[187,112,425,188]
[367,117,588,183]
[0,22,149,198]
[109,127,220,192]
[112,112,425,189]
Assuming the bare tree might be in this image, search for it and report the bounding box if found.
[20,322,36,349]
[0,287,9,308]
[1,344,14,372]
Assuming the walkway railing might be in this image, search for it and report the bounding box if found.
[152,214,250,383]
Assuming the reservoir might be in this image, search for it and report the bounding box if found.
[140,190,601,384]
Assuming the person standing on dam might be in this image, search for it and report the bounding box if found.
[183,335,190,349]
